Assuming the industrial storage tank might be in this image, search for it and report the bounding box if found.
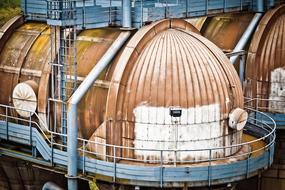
[88,19,248,163]
[0,17,248,163]
[0,20,123,139]
[244,5,285,114]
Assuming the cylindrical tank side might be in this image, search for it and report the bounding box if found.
[0,23,48,118]
[76,28,122,138]
[0,21,124,139]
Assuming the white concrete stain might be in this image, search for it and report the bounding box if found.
[133,104,235,162]
[269,67,285,113]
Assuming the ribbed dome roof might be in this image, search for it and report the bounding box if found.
[245,5,285,99]
[105,19,243,126]
[121,28,243,121]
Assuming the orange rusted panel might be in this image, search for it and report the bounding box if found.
[244,5,285,112]
[201,13,254,52]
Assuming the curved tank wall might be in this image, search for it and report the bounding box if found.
[88,19,246,162]
[0,22,122,139]
[0,18,246,163]
[244,5,285,114]
[200,13,254,52]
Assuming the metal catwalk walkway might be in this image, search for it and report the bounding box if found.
[0,104,276,188]
[21,0,267,29]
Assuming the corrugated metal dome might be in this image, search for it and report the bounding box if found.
[116,29,242,120]
[245,5,285,113]
[98,19,244,161]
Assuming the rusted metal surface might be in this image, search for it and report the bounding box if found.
[186,16,207,31]
[201,13,254,52]
[76,28,122,138]
[0,22,122,139]
[0,16,24,53]
[0,22,47,118]
[89,19,245,161]
[244,5,285,113]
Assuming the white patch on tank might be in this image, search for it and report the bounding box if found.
[133,104,225,162]
[269,67,285,113]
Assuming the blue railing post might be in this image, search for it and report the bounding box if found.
[246,153,250,178]
[160,150,163,188]
[208,149,212,187]
[83,140,86,175]
[5,106,8,140]
[113,146,117,182]
[51,133,54,166]
[29,113,32,146]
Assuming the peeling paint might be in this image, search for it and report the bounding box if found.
[269,67,285,113]
[133,104,239,162]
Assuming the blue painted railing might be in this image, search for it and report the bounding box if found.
[21,0,256,29]
[245,98,285,128]
[0,104,276,187]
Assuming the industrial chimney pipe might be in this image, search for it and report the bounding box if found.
[66,31,131,190]
[122,0,132,28]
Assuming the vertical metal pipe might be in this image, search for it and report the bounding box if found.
[230,13,263,64]
[67,32,130,190]
[268,0,275,9]
[257,0,264,12]
[67,104,78,190]
[122,0,132,28]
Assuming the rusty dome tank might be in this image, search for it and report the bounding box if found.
[244,5,285,114]
[88,19,246,162]
[0,20,122,139]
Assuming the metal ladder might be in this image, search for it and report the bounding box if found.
[47,0,77,143]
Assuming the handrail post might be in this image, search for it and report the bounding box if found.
[174,150,177,167]
[113,146,117,182]
[29,113,32,146]
[51,133,54,166]
[246,153,250,178]
[83,140,86,175]
[160,150,163,188]
[5,106,8,140]
[208,149,212,187]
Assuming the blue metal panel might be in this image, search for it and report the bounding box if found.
[21,0,276,29]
